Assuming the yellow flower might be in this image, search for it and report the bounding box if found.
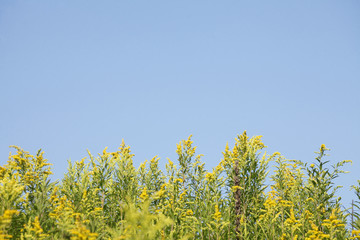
[305,210,313,219]
[174,178,183,183]
[0,166,6,178]
[180,191,187,200]
[205,172,214,181]
[280,233,287,240]
[139,160,147,170]
[176,143,182,155]
[320,144,326,152]
[32,216,43,234]
[140,187,148,200]
[214,164,224,173]
[232,185,243,192]
[70,217,98,240]
[102,147,108,155]
[0,210,19,225]
[213,205,221,221]
[279,199,293,207]
[167,159,174,167]
[186,209,193,216]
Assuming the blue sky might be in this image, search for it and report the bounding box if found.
[1,1,359,207]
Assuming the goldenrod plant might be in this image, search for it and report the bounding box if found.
[351,180,360,239]
[0,132,357,239]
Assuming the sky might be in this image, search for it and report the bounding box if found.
[1,1,359,208]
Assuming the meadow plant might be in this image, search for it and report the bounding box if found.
[0,132,357,239]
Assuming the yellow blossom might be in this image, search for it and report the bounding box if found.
[205,172,214,181]
[320,144,326,152]
[174,178,183,183]
[232,185,243,192]
[186,209,193,216]
[167,159,174,167]
[213,205,221,221]
[180,191,187,200]
[140,187,148,200]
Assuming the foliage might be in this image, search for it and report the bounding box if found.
[0,132,358,239]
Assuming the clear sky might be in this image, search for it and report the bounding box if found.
[1,1,359,207]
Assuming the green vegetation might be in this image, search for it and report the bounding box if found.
[1,131,360,239]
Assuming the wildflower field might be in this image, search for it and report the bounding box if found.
[1,131,360,239]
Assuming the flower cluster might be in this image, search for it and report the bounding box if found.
[0,133,358,239]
